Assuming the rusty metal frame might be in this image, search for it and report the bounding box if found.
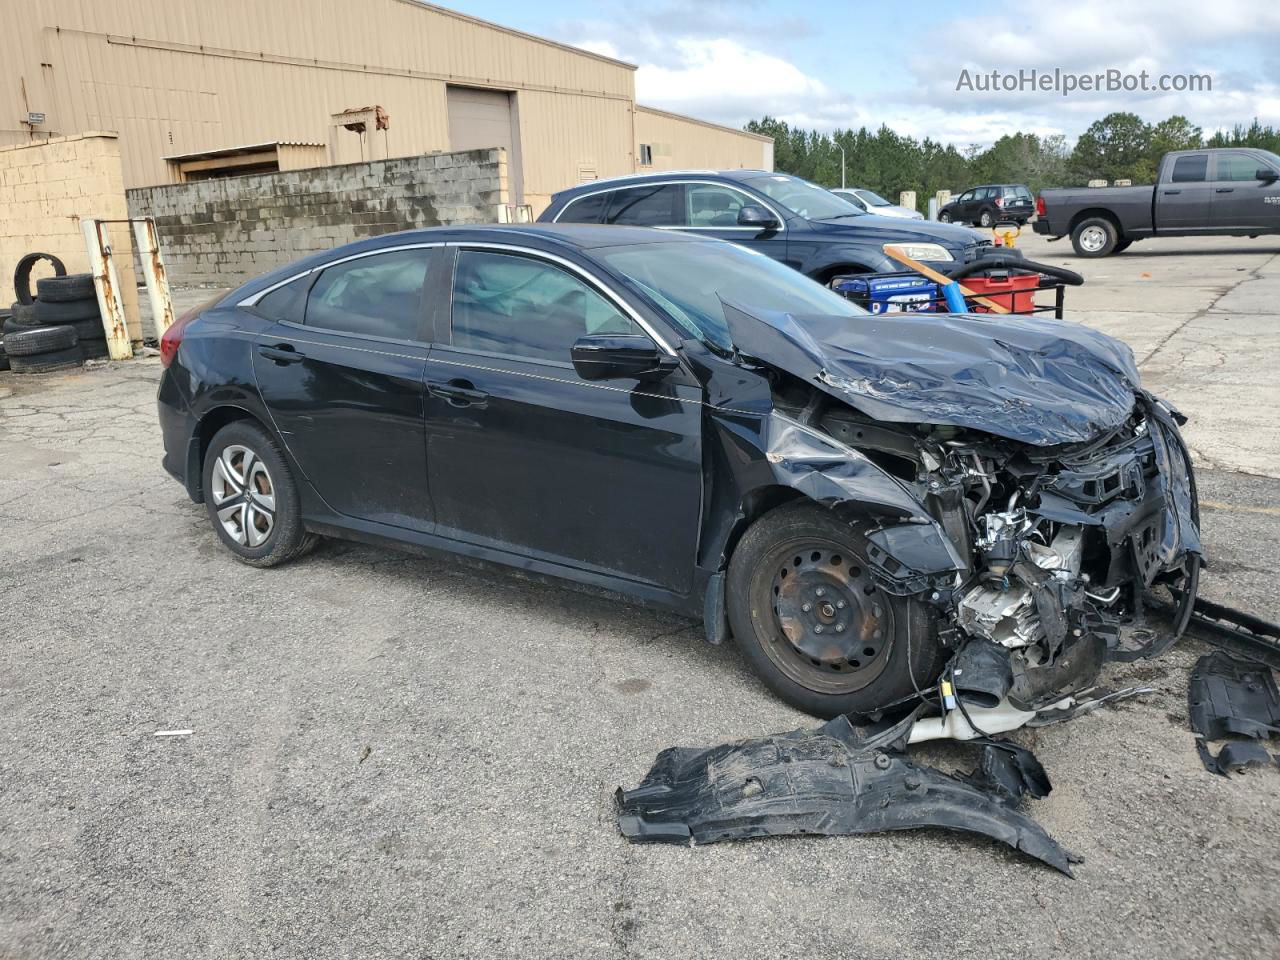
[80,217,175,361]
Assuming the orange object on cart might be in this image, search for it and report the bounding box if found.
[961,273,1040,314]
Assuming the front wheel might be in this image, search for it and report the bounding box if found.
[1071,217,1120,257]
[979,209,994,228]
[726,503,946,717]
[203,420,317,567]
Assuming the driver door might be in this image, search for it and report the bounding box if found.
[679,182,784,259]
[420,246,704,592]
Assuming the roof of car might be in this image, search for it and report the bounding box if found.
[550,169,776,201]
[436,223,705,249]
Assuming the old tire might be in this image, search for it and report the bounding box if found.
[726,502,946,718]
[202,421,318,567]
[3,324,78,356]
[80,336,109,360]
[36,273,95,302]
[12,252,66,305]
[0,337,8,371]
[1071,217,1119,257]
[32,298,100,323]
[10,345,83,373]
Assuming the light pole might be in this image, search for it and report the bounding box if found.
[836,141,846,189]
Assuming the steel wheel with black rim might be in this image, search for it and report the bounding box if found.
[202,420,317,567]
[726,502,946,717]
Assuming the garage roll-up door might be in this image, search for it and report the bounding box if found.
[446,86,522,202]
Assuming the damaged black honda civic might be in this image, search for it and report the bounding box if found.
[158,225,1200,721]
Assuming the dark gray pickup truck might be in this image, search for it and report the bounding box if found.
[1034,148,1280,256]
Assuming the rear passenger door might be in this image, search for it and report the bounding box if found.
[249,245,444,532]
[420,245,703,592]
[1156,154,1212,230]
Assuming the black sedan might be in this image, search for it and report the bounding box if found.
[158,225,1200,719]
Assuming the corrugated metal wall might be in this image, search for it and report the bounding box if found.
[1,0,770,215]
[635,107,773,173]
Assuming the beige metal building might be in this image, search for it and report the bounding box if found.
[0,0,773,215]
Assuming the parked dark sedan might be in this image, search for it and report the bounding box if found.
[540,171,991,280]
[158,225,1200,719]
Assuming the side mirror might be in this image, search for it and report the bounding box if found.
[737,205,780,230]
[571,334,676,382]
[1257,168,1279,182]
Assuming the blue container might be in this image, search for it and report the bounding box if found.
[832,273,940,314]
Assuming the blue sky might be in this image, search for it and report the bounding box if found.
[449,0,1280,146]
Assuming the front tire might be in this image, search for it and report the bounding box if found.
[979,209,994,228]
[726,503,945,718]
[938,211,953,223]
[202,421,316,567]
[1071,216,1119,257]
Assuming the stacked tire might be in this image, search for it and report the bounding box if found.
[4,274,107,374]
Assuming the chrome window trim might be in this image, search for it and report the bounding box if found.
[236,242,446,308]
[445,241,677,356]
[551,179,787,235]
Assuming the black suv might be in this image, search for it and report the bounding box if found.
[539,171,990,280]
[939,184,1035,227]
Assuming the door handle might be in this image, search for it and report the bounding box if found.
[1216,188,1235,193]
[427,379,490,408]
[1162,189,1182,195]
[258,344,305,364]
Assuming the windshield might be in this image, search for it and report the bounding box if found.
[599,239,866,353]
[855,189,890,206]
[744,174,861,220]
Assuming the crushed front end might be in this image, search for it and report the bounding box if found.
[818,391,1202,736]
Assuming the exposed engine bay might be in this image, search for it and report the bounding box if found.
[805,388,1202,737]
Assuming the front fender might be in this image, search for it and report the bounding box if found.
[803,245,896,277]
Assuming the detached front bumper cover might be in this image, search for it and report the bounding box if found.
[616,710,1077,875]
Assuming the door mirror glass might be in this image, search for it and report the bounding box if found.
[736,204,780,230]
[570,334,675,381]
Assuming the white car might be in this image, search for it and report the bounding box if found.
[831,187,924,220]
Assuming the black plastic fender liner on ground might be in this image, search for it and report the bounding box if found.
[12,252,66,305]
[616,709,1077,875]
[3,323,78,357]
[32,297,101,324]
[35,272,95,302]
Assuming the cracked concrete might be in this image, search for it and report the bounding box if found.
[2,238,1280,960]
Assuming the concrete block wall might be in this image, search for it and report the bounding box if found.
[0,132,142,336]
[127,148,508,288]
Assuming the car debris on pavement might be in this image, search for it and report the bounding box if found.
[1189,651,1280,776]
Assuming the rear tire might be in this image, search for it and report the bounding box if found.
[726,502,946,718]
[979,209,994,228]
[1112,238,1133,253]
[1071,217,1119,257]
[202,421,317,567]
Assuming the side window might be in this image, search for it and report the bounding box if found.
[687,184,747,227]
[254,274,312,324]
[305,248,430,340]
[557,192,609,224]
[451,250,641,364]
[1217,153,1261,182]
[1170,155,1208,183]
[957,191,973,203]
[604,184,683,226]
[978,187,995,200]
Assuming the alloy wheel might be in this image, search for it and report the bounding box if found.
[210,444,276,547]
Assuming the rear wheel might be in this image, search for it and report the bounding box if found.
[979,209,995,228]
[202,421,317,567]
[1112,238,1133,254]
[1071,217,1119,257]
[726,502,945,717]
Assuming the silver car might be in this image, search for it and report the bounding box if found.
[831,187,924,220]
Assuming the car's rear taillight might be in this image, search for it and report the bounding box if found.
[160,307,199,368]
[1036,194,1047,217]
[994,196,1005,207]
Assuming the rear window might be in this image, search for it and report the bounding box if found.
[1004,186,1031,199]
[1170,155,1208,183]
[556,191,609,224]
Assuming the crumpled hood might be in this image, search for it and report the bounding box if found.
[721,303,1142,446]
